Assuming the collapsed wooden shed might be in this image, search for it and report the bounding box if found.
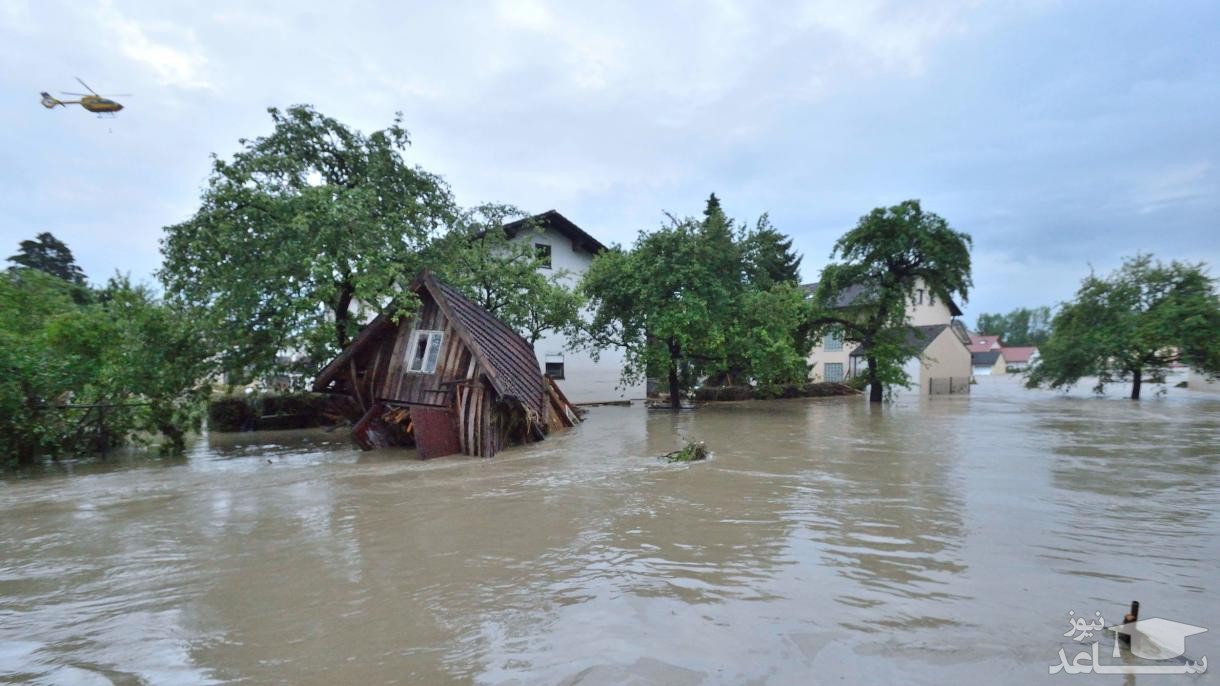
[312,270,580,458]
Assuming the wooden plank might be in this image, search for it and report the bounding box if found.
[349,358,366,413]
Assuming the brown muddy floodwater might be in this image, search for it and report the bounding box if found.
[2,378,1218,684]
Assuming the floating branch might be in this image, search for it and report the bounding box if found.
[664,441,709,463]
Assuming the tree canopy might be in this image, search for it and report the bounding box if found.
[1026,255,1220,399]
[159,106,582,385]
[742,214,802,289]
[975,306,1052,346]
[578,194,810,408]
[810,199,972,402]
[0,270,212,466]
[8,232,87,286]
[160,105,457,382]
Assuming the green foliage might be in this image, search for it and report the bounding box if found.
[7,232,87,286]
[428,205,584,346]
[664,441,709,462]
[207,392,352,432]
[159,105,457,383]
[207,396,256,432]
[809,199,973,402]
[975,306,1052,345]
[160,107,585,385]
[1027,255,1220,399]
[579,194,809,406]
[742,214,802,289]
[0,271,212,466]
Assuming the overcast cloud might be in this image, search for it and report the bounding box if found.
[2,0,1218,324]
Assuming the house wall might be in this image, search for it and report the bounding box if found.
[380,290,479,407]
[917,327,974,395]
[511,224,646,404]
[807,278,955,381]
[990,355,1007,375]
[973,355,1007,377]
[907,278,956,326]
[808,337,856,382]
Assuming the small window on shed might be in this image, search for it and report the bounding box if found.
[545,353,564,379]
[535,243,552,269]
[407,330,444,374]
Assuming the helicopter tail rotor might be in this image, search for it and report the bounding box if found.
[40,92,63,109]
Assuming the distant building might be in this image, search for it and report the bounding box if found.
[969,334,1007,376]
[1000,346,1038,371]
[849,324,974,395]
[804,278,972,394]
[504,211,645,404]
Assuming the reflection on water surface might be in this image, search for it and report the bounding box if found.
[2,378,1218,684]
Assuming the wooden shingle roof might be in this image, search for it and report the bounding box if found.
[312,271,546,420]
[424,273,546,419]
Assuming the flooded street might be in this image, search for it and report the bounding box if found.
[2,378,1218,684]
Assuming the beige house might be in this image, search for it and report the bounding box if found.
[969,334,1007,376]
[805,279,973,395]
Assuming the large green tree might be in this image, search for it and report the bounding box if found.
[1027,255,1220,400]
[0,270,211,466]
[810,200,972,402]
[579,194,809,408]
[975,306,1052,346]
[159,106,457,382]
[8,232,87,286]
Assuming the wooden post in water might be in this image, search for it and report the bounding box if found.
[1119,600,1140,646]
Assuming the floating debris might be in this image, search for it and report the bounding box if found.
[664,441,709,463]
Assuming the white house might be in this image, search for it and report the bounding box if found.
[504,211,645,404]
[805,279,973,395]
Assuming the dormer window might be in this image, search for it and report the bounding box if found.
[535,243,552,269]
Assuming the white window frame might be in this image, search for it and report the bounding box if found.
[824,362,845,383]
[406,329,445,374]
[823,329,843,351]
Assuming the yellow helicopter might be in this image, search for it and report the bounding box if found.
[41,78,129,115]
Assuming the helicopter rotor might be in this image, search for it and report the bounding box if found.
[75,77,98,95]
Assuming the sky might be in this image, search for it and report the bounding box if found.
[2,0,1218,325]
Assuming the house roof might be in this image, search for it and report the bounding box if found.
[503,210,607,255]
[971,350,1002,366]
[1001,346,1037,363]
[801,280,963,317]
[312,271,546,419]
[968,334,1002,353]
[849,324,952,357]
[425,273,546,418]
